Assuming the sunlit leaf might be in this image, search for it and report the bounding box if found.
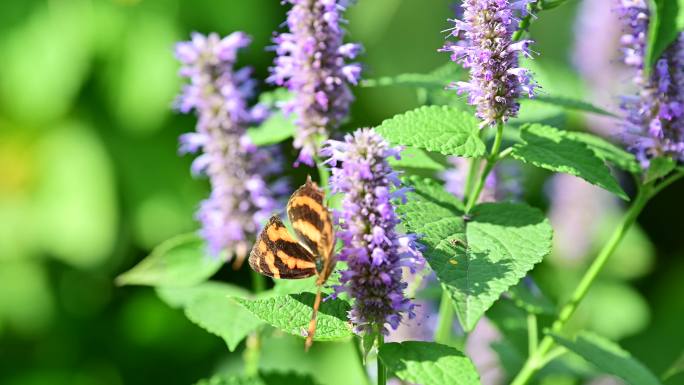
[379,341,481,385]
[511,124,629,200]
[157,282,263,351]
[235,294,353,341]
[116,233,222,287]
[552,332,662,385]
[376,106,485,157]
[398,177,552,331]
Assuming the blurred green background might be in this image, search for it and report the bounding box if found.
[0,1,682,384]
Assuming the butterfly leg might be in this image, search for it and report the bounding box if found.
[304,286,323,351]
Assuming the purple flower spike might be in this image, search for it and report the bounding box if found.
[441,0,537,126]
[175,32,282,261]
[269,0,363,167]
[323,128,423,335]
[617,1,684,165]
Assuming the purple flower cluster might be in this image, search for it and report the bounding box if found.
[269,0,363,166]
[175,32,282,261]
[617,1,684,164]
[323,129,423,335]
[616,0,649,82]
[441,0,537,126]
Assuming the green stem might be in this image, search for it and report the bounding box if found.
[512,2,542,41]
[353,338,372,385]
[527,313,538,357]
[435,291,455,345]
[377,334,387,385]
[314,155,330,189]
[243,333,260,376]
[244,267,267,375]
[651,170,684,196]
[464,157,482,203]
[251,269,266,294]
[510,183,654,385]
[465,121,505,213]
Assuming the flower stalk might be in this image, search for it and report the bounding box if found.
[510,181,655,385]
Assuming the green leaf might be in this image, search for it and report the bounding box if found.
[398,177,552,330]
[645,157,676,183]
[115,233,222,287]
[565,131,641,173]
[235,294,353,341]
[247,88,296,146]
[194,372,320,385]
[552,332,663,385]
[511,124,629,200]
[258,88,293,105]
[389,147,448,172]
[247,112,295,146]
[195,375,264,385]
[156,282,263,351]
[378,341,481,385]
[663,351,684,381]
[540,0,571,10]
[272,277,318,295]
[532,96,618,118]
[646,0,684,70]
[375,106,486,157]
[260,372,321,385]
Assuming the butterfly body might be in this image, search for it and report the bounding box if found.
[248,176,336,350]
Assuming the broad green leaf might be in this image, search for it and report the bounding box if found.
[507,279,555,315]
[258,88,293,105]
[260,372,321,385]
[540,0,571,10]
[194,372,320,385]
[247,112,295,146]
[195,375,264,385]
[645,157,676,183]
[157,282,263,351]
[272,277,318,295]
[646,0,684,70]
[376,106,485,157]
[398,177,552,330]
[235,294,353,341]
[552,332,662,385]
[532,96,618,118]
[511,124,628,200]
[565,131,641,173]
[379,341,481,385]
[389,147,448,172]
[663,351,684,381]
[115,233,222,287]
[248,89,296,146]
[155,281,249,309]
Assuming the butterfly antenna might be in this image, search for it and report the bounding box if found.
[305,286,323,351]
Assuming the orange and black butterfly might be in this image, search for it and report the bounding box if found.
[248,176,336,350]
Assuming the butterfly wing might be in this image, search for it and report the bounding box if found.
[248,215,318,279]
[286,177,336,282]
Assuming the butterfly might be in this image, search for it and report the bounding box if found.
[248,176,336,350]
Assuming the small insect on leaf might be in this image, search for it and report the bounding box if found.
[449,238,468,248]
